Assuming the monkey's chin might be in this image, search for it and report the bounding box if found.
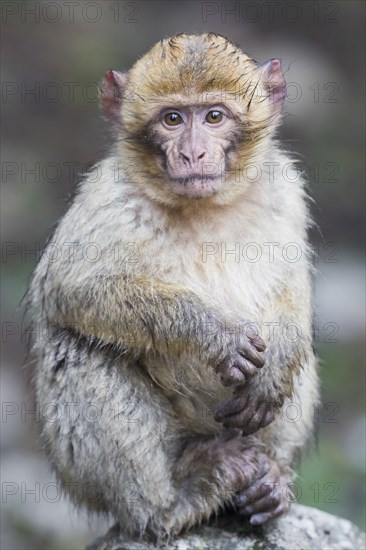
[168,177,223,199]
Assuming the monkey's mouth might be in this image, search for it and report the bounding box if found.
[171,174,220,184]
[168,174,223,199]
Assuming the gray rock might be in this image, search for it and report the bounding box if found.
[86,504,365,550]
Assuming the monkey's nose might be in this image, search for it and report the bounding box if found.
[180,149,206,168]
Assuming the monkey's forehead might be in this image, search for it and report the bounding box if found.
[128,33,257,98]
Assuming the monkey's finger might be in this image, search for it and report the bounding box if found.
[242,324,266,351]
[223,409,254,429]
[222,401,265,431]
[219,367,246,387]
[236,480,272,508]
[214,395,248,421]
[242,403,267,434]
[233,355,258,377]
[236,460,277,505]
[259,409,275,428]
[238,345,265,368]
[218,354,256,385]
[239,494,280,516]
[249,335,266,352]
[249,502,289,525]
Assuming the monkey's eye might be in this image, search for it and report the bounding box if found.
[163,112,183,126]
[205,110,224,124]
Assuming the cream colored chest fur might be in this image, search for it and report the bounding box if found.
[46,157,309,432]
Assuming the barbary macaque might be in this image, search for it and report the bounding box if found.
[28,33,318,541]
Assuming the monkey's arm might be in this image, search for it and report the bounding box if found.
[39,270,265,376]
[45,274,207,352]
[215,277,313,434]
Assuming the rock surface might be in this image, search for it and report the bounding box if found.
[86,504,365,550]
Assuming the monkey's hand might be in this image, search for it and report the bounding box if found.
[214,384,280,434]
[208,323,266,387]
[233,455,292,525]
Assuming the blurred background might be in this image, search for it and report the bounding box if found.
[1,1,365,548]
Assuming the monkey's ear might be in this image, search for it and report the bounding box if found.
[100,70,128,126]
[259,59,286,115]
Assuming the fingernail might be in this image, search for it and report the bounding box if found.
[250,515,261,525]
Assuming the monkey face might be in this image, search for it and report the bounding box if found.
[101,33,285,206]
[146,101,242,199]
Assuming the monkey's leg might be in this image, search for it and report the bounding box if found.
[37,330,269,540]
